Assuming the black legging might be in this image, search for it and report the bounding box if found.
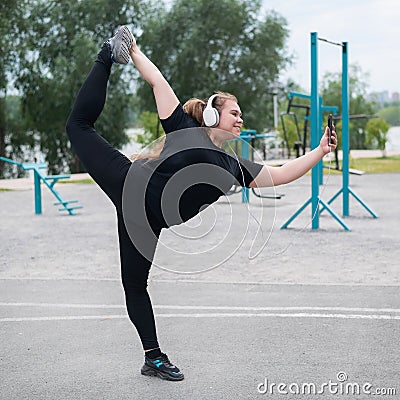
[66,46,160,350]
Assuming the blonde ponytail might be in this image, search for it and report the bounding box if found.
[129,136,165,162]
[183,98,207,126]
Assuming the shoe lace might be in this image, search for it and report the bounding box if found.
[159,353,174,368]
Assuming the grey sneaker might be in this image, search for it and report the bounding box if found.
[108,25,134,64]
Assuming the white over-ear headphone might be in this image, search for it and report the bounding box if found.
[203,94,219,127]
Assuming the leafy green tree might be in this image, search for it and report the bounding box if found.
[378,106,400,126]
[14,0,151,173]
[0,0,34,178]
[137,0,291,133]
[320,64,377,150]
[0,96,35,178]
[136,111,165,147]
[277,117,300,157]
[278,81,313,152]
[365,118,390,157]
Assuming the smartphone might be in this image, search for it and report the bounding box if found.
[328,114,333,145]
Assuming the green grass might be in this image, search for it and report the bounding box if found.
[0,178,94,192]
[323,156,400,174]
[349,156,400,173]
[58,178,95,184]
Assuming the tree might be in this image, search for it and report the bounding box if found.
[320,64,378,150]
[0,0,34,178]
[277,117,300,157]
[0,96,35,178]
[365,118,390,157]
[13,0,151,174]
[136,111,165,147]
[137,0,291,134]
[378,106,400,126]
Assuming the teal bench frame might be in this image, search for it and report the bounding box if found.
[0,157,82,215]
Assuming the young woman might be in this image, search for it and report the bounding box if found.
[66,26,337,382]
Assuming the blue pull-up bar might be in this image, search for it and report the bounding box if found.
[322,39,378,220]
[281,32,350,231]
[280,32,377,231]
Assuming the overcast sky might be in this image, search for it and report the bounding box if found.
[262,0,399,94]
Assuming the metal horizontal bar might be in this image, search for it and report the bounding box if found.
[321,105,339,113]
[44,174,70,180]
[332,114,379,121]
[289,103,311,110]
[318,37,344,47]
[58,206,83,211]
[54,200,79,205]
[289,91,311,100]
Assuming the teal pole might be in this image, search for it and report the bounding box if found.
[240,132,251,203]
[319,96,324,185]
[324,40,376,221]
[33,169,42,214]
[281,33,352,231]
[342,42,350,216]
[311,32,320,229]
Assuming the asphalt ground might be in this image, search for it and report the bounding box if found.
[1,171,399,399]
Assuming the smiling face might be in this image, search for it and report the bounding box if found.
[216,99,243,137]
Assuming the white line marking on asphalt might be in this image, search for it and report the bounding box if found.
[1,303,400,313]
[0,302,124,308]
[160,313,400,320]
[0,277,120,282]
[1,277,400,287]
[159,305,400,313]
[1,313,400,322]
[151,279,400,288]
[0,315,126,322]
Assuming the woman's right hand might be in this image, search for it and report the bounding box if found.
[319,125,337,155]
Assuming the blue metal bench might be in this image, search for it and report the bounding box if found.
[0,157,82,215]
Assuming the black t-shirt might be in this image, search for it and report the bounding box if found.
[160,104,263,188]
[127,104,263,228]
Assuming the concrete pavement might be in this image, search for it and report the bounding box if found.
[1,171,399,399]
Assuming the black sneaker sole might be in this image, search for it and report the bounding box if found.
[141,364,184,381]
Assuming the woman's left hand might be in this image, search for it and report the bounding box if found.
[320,125,337,154]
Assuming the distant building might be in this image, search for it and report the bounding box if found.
[374,91,390,105]
[367,91,400,106]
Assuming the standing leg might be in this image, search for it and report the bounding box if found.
[117,216,184,381]
[117,216,161,350]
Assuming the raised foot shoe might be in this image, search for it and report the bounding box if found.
[141,353,184,381]
[108,25,135,64]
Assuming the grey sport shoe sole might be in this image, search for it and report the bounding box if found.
[109,25,134,64]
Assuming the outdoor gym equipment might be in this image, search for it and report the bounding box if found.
[280,91,311,158]
[281,91,338,164]
[328,113,378,176]
[280,110,302,158]
[227,130,285,202]
[281,92,367,176]
[280,32,378,231]
[0,157,82,215]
